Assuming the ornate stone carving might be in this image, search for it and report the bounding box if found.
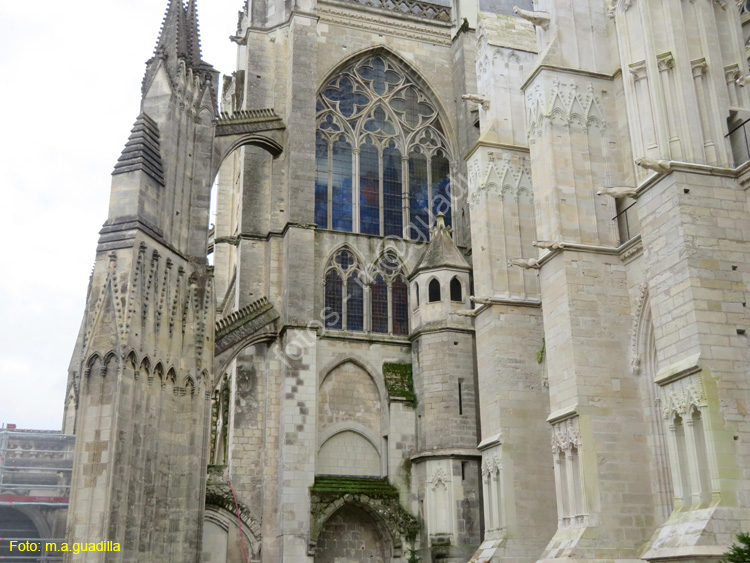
[512,6,551,30]
[629,60,648,82]
[635,157,672,172]
[597,186,638,198]
[659,372,708,420]
[551,417,581,453]
[462,93,490,110]
[629,282,649,374]
[508,258,541,270]
[526,79,606,139]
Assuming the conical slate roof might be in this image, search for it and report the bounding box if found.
[411,214,470,277]
[112,113,165,185]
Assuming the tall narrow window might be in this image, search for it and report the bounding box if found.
[458,380,463,415]
[428,278,441,302]
[432,150,451,228]
[332,136,353,232]
[324,270,343,329]
[316,55,452,239]
[360,141,380,235]
[371,275,389,333]
[409,151,429,241]
[324,249,363,331]
[392,276,409,336]
[347,273,364,332]
[450,277,462,302]
[315,132,329,228]
[383,146,402,237]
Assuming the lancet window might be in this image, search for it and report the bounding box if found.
[323,248,409,336]
[315,55,453,240]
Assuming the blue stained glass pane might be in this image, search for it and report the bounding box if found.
[331,138,353,232]
[323,76,369,118]
[315,133,329,228]
[335,250,354,270]
[346,274,364,332]
[391,276,409,336]
[383,147,402,237]
[371,275,389,333]
[431,153,451,229]
[409,153,429,241]
[360,144,380,235]
[325,270,343,329]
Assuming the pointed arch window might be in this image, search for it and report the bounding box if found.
[450,277,462,302]
[324,249,362,331]
[428,278,441,302]
[323,248,409,336]
[315,55,452,240]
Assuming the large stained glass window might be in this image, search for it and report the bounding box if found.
[315,55,452,240]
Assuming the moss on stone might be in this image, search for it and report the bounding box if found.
[310,476,399,499]
[383,362,417,406]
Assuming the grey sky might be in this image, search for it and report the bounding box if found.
[0,0,239,430]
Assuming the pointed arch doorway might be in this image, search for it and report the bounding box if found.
[313,503,391,563]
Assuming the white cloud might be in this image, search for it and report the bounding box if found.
[0,0,239,429]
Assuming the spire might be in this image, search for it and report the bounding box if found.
[185,0,202,66]
[146,0,204,88]
[412,214,471,276]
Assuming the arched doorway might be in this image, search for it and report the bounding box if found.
[314,503,390,563]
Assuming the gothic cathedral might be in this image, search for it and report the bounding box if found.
[61,0,750,561]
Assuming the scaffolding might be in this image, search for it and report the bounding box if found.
[0,429,75,561]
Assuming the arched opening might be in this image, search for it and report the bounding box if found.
[428,278,441,302]
[0,507,41,559]
[314,504,391,563]
[414,282,420,307]
[450,276,462,302]
[635,290,674,522]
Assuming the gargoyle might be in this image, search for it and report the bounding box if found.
[596,186,638,198]
[462,93,490,110]
[736,74,750,87]
[513,6,551,30]
[532,241,566,250]
[635,157,672,173]
[507,258,541,269]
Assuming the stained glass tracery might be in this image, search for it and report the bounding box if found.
[323,248,409,336]
[315,55,452,239]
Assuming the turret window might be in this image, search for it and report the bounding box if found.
[450,277,462,302]
[428,278,441,302]
[315,55,452,240]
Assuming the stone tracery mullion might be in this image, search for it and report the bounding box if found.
[317,55,452,238]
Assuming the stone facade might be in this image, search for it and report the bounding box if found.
[60,0,750,561]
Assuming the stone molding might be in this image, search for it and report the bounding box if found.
[317,3,452,46]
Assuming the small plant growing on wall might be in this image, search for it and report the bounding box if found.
[723,533,750,563]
